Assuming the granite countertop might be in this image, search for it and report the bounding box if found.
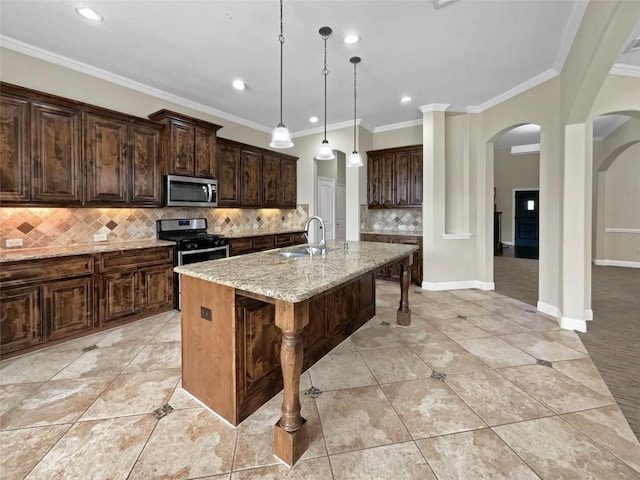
[360,229,423,237]
[0,239,175,263]
[175,240,416,303]
[221,228,306,239]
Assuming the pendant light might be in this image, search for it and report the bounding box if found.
[347,56,363,167]
[316,26,335,160]
[270,0,293,148]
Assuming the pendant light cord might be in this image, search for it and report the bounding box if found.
[278,0,285,125]
[353,61,357,151]
[322,33,329,141]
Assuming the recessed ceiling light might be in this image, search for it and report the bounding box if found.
[344,34,360,44]
[400,96,412,104]
[309,116,319,123]
[75,6,103,22]
[232,80,246,90]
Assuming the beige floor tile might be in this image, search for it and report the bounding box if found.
[413,290,467,305]
[128,408,237,479]
[359,346,432,384]
[96,317,167,348]
[424,316,491,339]
[234,392,326,470]
[80,368,181,421]
[25,415,156,480]
[123,341,182,372]
[499,332,588,362]
[382,378,486,439]
[416,428,540,480]
[539,328,589,354]
[0,382,43,416]
[493,416,640,479]
[450,289,496,302]
[411,339,491,374]
[562,405,640,473]
[445,370,552,426]
[0,424,71,479]
[316,385,410,454]
[1,376,114,429]
[51,344,145,379]
[499,364,614,414]
[466,314,531,335]
[330,442,436,480]
[552,357,614,399]
[455,336,537,368]
[501,311,561,332]
[0,349,84,385]
[168,379,204,410]
[411,302,458,320]
[308,340,376,391]
[232,457,333,480]
[352,316,446,350]
[150,320,182,343]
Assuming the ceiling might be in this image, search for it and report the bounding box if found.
[1,1,638,140]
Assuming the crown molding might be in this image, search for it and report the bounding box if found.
[610,63,640,77]
[419,104,450,113]
[291,119,360,138]
[0,35,272,133]
[553,0,589,71]
[372,119,422,133]
[466,69,559,114]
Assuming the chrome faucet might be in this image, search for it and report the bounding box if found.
[303,215,326,255]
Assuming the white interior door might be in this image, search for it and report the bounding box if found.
[317,176,335,243]
[335,184,346,241]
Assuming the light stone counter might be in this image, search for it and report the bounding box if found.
[175,240,416,303]
[0,239,175,263]
[360,229,422,237]
[221,228,305,239]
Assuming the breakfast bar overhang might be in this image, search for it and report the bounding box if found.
[175,240,416,466]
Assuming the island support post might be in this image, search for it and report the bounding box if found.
[397,257,412,326]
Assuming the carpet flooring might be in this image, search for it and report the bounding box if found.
[493,255,640,440]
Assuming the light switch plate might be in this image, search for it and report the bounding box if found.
[6,238,23,247]
[93,233,108,242]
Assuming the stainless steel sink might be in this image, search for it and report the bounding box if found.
[277,251,307,258]
[275,246,323,258]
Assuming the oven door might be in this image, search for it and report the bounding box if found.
[176,246,229,309]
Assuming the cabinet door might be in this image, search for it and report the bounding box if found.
[43,277,93,341]
[194,127,217,178]
[355,273,376,330]
[262,154,280,207]
[0,95,30,202]
[395,152,410,206]
[0,285,41,354]
[380,153,395,207]
[100,270,139,325]
[85,114,128,204]
[235,298,281,419]
[216,141,240,206]
[361,234,391,278]
[167,119,194,176]
[409,150,423,206]
[390,236,422,286]
[130,123,162,205]
[327,283,353,346]
[240,149,262,206]
[367,154,381,207]
[303,293,329,370]
[140,264,173,312]
[31,102,82,203]
[280,157,297,207]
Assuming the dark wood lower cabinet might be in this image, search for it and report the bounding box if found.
[234,272,376,423]
[361,233,423,286]
[0,246,174,358]
[228,232,305,257]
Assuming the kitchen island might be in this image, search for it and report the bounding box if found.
[175,240,416,466]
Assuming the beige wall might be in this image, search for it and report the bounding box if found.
[494,150,541,245]
[373,125,422,150]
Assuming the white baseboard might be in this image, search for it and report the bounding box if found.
[537,301,560,319]
[594,259,640,268]
[560,316,587,333]
[585,309,593,321]
[422,280,495,291]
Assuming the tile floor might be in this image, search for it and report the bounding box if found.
[1,281,639,479]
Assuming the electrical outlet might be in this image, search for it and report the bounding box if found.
[5,238,23,248]
[93,233,108,242]
[200,306,212,321]
[213,226,222,232]
[252,223,259,229]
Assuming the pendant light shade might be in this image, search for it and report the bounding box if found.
[270,0,293,149]
[347,56,363,167]
[316,26,335,161]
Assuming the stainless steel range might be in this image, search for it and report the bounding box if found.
[157,218,229,309]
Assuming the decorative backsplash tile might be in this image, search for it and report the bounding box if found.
[360,205,422,233]
[0,205,309,249]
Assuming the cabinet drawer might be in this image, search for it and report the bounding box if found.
[252,235,275,250]
[274,234,293,246]
[99,247,174,271]
[229,238,253,256]
[0,255,94,287]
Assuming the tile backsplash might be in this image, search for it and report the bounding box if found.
[360,205,422,233]
[0,205,309,249]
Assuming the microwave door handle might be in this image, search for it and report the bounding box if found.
[206,184,213,203]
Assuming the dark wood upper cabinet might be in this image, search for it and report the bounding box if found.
[0,95,29,202]
[280,157,297,208]
[85,111,162,206]
[367,144,422,208]
[148,109,222,178]
[262,154,280,207]
[31,101,83,204]
[240,149,262,207]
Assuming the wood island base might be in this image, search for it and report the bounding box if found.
[274,418,308,467]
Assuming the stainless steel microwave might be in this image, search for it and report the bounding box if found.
[164,175,218,207]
